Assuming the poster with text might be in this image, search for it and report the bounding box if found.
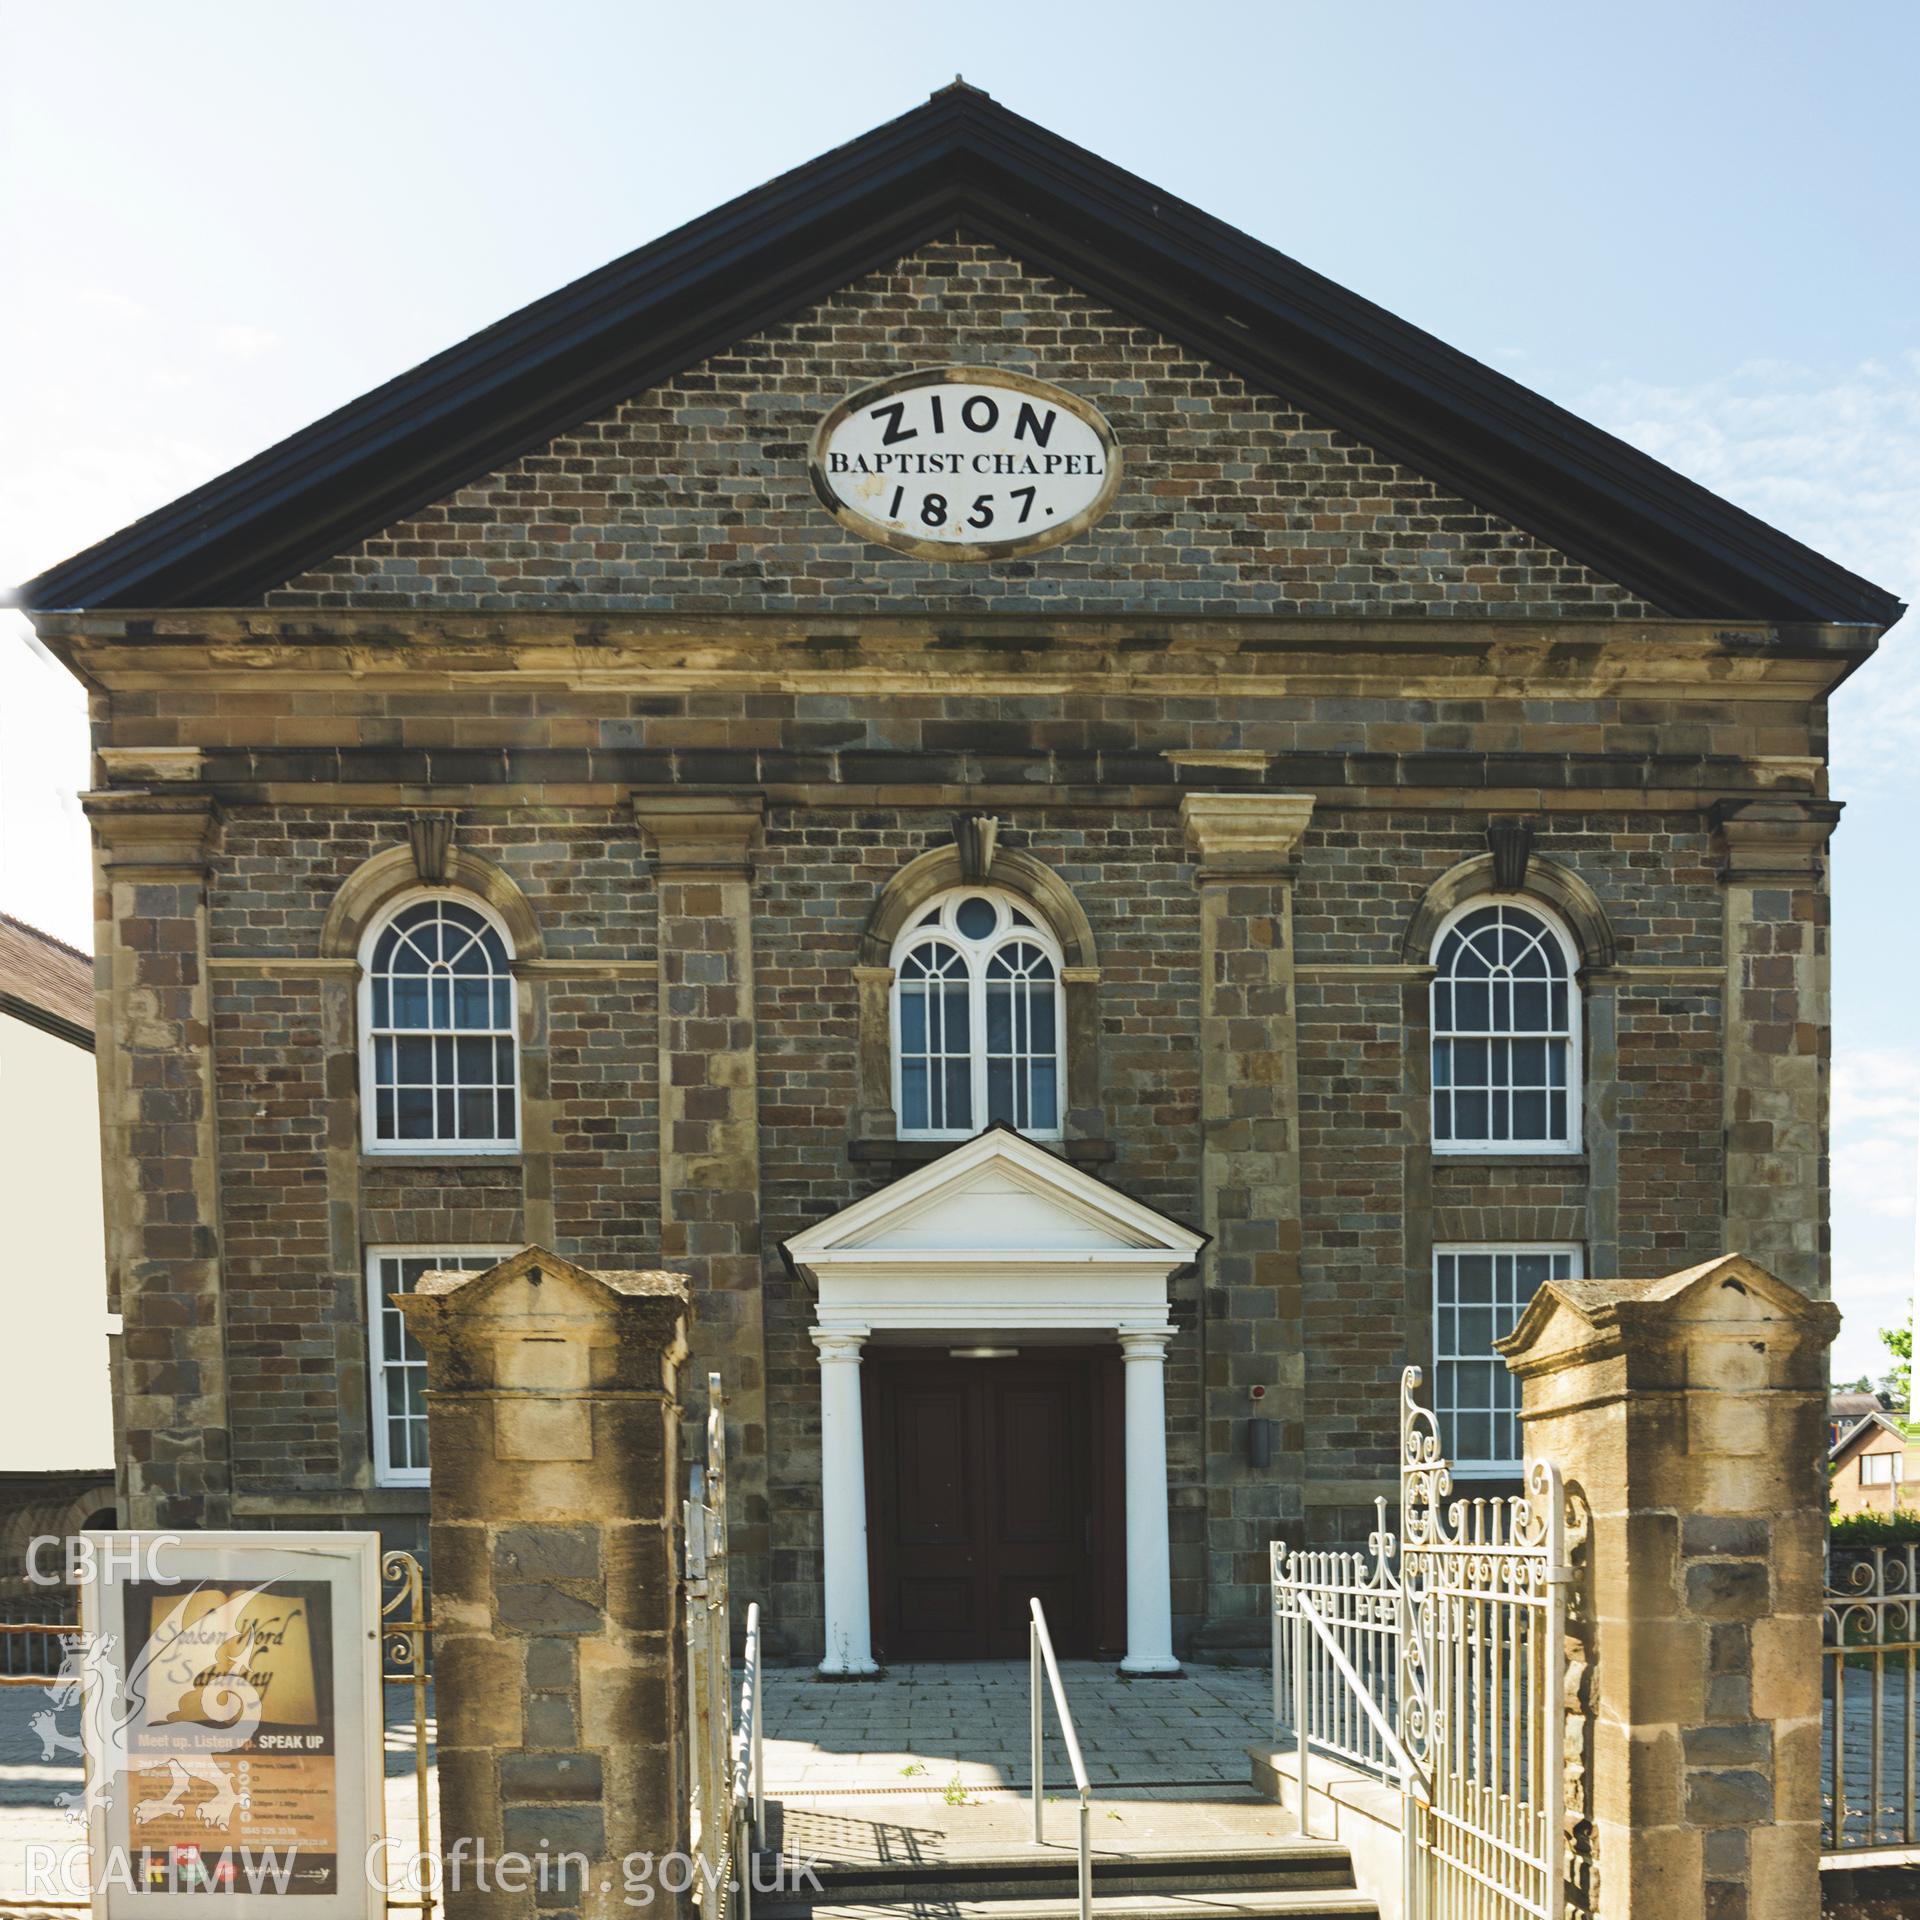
[79,1534,383,1919]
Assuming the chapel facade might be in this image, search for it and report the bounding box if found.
[23,88,1901,1665]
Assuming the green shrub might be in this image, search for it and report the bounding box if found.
[1830,1508,1920,1546]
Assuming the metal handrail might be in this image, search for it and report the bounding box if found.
[1292,1589,1431,1804]
[1028,1597,1092,1920]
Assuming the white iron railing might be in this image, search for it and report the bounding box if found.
[728,1603,765,1919]
[1273,1366,1570,1920]
[686,1372,766,1917]
[1824,1543,1920,1853]
[1272,1498,1407,1791]
[1029,1597,1093,1920]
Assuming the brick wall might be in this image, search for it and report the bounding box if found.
[270,239,1656,621]
[171,739,1765,1639]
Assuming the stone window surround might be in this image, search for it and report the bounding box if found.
[312,839,559,1503]
[356,888,524,1158]
[888,883,1069,1143]
[851,842,1104,1157]
[1404,848,1617,1167]
[1426,893,1584,1158]
[364,1242,513,1487]
[319,848,551,1179]
[1431,1240,1585,1477]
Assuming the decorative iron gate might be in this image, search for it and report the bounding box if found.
[1273,1366,1573,1920]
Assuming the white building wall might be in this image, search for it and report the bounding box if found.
[0,1012,113,1470]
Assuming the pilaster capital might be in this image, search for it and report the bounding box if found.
[1180,792,1315,880]
[82,789,220,876]
[633,792,764,878]
[1711,796,1843,883]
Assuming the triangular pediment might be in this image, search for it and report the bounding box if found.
[784,1129,1206,1272]
[18,88,1899,627]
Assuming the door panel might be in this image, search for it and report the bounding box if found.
[996,1387,1074,1542]
[896,1388,973,1544]
[871,1367,986,1660]
[867,1350,1111,1661]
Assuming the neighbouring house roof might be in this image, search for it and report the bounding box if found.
[11,84,1905,628]
[0,914,94,1051]
[1831,1388,1893,1422]
[1831,1410,1912,1463]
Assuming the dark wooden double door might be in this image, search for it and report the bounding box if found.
[863,1346,1125,1662]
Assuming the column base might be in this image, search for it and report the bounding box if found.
[815,1659,882,1680]
[1119,1654,1183,1676]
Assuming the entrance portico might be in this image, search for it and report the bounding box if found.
[782,1127,1206,1677]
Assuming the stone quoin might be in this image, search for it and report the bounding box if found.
[17,83,1901,1668]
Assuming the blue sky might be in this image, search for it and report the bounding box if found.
[2,1,1914,1378]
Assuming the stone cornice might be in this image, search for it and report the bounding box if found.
[1712,795,1845,881]
[35,612,1877,705]
[1180,792,1315,877]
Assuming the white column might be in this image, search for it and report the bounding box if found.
[1118,1328,1180,1674]
[812,1327,878,1676]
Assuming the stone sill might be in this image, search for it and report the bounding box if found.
[1432,1154,1589,1173]
[848,1136,1115,1170]
[359,1157,526,1174]
[232,1487,430,1517]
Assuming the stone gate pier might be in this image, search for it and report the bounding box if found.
[1500,1252,1838,1920]
[399,1246,693,1920]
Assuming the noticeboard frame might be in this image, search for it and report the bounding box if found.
[77,1530,384,1920]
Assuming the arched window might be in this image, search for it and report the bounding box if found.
[892,888,1065,1140]
[1430,898,1580,1153]
[360,894,519,1153]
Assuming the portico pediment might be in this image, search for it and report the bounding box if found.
[785,1126,1204,1270]
[783,1128,1204,1334]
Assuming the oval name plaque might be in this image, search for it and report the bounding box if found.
[810,367,1121,561]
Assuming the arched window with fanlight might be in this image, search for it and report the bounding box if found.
[1430,897,1580,1153]
[891,888,1065,1140]
[360,894,519,1153]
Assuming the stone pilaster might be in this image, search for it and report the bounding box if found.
[1713,798,1841,1296]
[1499,1254,1839,1920]
[1180,791,1314,1644]
[633,795,769,1608]
[399,1247,692,1920]
[82,789,230,1529]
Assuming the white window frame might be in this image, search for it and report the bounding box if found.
[1432,1242,1584,1475]
[1862,1450,1904,1487]
[358,888,521,1157]
[1429,894,1583,1157]
[889,886,1067,1143]
[366,1245,512,1486]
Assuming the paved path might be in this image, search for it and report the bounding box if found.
[763,1660,1276,1797]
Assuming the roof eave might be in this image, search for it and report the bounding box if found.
[14,90,1906,631]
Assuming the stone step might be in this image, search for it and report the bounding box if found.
[753,1841,1362,1909]
[757,1896,1378,1920]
